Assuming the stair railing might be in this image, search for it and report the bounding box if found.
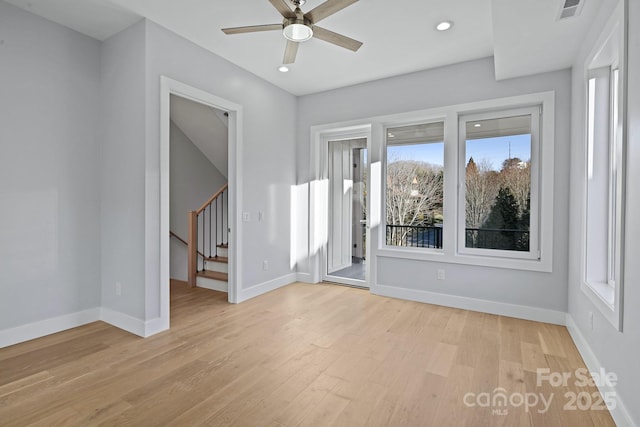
[188,183,229,287]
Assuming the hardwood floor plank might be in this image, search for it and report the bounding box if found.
[330,381,387,427]
[0,282,615,426]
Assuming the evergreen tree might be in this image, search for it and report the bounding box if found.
[482,187,519,250]
[516,193,531,251]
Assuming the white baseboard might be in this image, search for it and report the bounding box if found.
[565,315,637,427]
[237,273,297,303]
[143,316,169,338]
[99,307,146,337]
[296,272,315,283]
[371,283,567,325]
[0,308,100,349]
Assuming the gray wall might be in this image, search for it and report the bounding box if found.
[100,20,147,319]
[143,20,297,314]
[0,2,102,328]
[0,7,298,332]
[100,19,297,321]
[170,120,227,281]
[297,57,572,313]
[568,0,640,423]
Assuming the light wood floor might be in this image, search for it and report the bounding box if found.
[0,282,615,426]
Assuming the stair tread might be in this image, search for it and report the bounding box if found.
[217,243,228,249]
[205,256,228,264]
[197,270,228,282]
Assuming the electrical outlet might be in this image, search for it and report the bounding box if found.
[437,269,445,280]
[589,311,594,330]
[115,282,122,296]
[263,260,269,271]
[242,212,250,222]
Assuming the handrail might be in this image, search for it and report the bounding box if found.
[196,183,228,214]
[169,230,188,246]
[170,231,204,258]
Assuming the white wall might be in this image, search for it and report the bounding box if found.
[568,0,640,424]
[0,2,102,329]
[170,120,227,281]
[99,19,298,323]
[143,21,297,317]
[297,57,572,315]
[100,20,147,320]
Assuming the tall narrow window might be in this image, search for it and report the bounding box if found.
[580,5,625,330]
[385,122,444,249]
[585,66,618,304]
[459,107,540,259]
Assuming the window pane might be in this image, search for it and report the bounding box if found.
[585,70,612,286]
[608,68,619,284]
[386,122,444,248]
[464,115,531,251]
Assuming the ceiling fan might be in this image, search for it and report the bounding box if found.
[222,0,363,64]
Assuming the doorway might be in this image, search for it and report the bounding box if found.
[168,94,229,294]
[160,77,243,332]
[323,138,368,287]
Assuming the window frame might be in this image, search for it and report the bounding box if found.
[383,118,447,253]
[377,92,555,273]
[580,2,626,332]
[457,106,541,261]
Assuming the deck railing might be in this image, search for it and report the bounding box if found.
[385,224,529,251]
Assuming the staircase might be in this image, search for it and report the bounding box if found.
[197,244,228,292]
[188,184,229,292]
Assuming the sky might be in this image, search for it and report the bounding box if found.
[387,134,531,171]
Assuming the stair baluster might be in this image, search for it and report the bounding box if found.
[188,183,229,288]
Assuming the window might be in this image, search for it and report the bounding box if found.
[459,107,540,260]
[581,4,625,331]
[385,122,444,249]
[585,67,618,304]
[377,92,554,271]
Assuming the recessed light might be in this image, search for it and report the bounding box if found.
[436,21,453,31]
[278,66,289,73]
[474,123,481,128]
[388,133,395,138]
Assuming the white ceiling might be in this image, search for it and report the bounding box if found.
[5,0,605,95]
[170,95,229,178]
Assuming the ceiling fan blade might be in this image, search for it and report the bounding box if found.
[312,26,363,52]
[283,40,299,64]
[222,24,283,35]
[269,0,296,19]
[305,0,358,24]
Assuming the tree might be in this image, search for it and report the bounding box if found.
[516,193,531,251]
[465,157,500,229]
[386,160,443,246]
[481,187,520,250]
[499,157,530,219]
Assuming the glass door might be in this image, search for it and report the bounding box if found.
[324,138,368,287]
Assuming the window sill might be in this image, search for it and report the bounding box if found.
[584,281,615,307]
[580,280,622,331]
[377,247,552,272]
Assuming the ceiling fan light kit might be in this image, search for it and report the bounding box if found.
[283,22,313,42]
[222,0,362,65]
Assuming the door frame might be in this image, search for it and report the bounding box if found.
[310,124,373,288]
[160,77,243,327]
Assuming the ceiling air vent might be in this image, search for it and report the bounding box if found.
[557,0,585,20]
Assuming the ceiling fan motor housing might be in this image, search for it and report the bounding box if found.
[283,7,314,42]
